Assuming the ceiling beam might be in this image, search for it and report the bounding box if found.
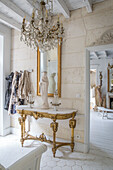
[104,51,108,57]
[93,52,98,58]
[0,12,21,30]
[93,0,104,4]
[27,0,40,9]
[0,0,30,21]
[83,0,93,13]
[54,0,70,18]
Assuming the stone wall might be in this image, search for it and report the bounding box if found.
[10,0,113,145]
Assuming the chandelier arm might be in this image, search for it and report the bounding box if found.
[50,24,60,32]
[31,20,40,31]
[22,28,32,35]
[51,27,59,32]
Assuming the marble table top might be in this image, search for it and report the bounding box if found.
[16,105,77,115]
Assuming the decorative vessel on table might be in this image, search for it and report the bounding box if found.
[27,91,34,108]
[50,90,61,111]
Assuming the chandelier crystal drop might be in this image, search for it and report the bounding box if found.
[20,0,64,52]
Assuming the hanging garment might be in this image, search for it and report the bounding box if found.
[18,70,31,100]
[4,72,14,110]
[8,71,22,115]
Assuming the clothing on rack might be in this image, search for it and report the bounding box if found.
[7,70,31,115]
[4,72,14,110]
[8,71,22,115]
[18,70,31,100]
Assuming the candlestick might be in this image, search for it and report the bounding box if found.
[46,9,48,18]
[32,10,35,19]
[61,21,63,27]
[23,16,26,23]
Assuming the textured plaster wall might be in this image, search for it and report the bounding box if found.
[11,0,113,144]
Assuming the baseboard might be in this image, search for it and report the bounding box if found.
[1,127,11,136]
[10,127,21,137]
[74,142,88,153]
[11,127,88,153]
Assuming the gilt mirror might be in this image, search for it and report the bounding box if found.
[37,44,61,97]
[108,63,113,92]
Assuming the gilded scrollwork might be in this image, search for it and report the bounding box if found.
[18,115,26,124]
[17,109,77,157]
[69,119,76,128]
[32,112,40,119]
[39,133,47,142]
[18,114,26,147]
[18,117,22,125]
[69,119,76,152]
[50,122,58,132]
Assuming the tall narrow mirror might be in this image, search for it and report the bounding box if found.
[37,44,61,97]
[108,63,113,92]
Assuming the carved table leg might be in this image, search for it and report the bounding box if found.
[23,115,26,138]
[50,121,58,157]
[18,113,26,147]
[69,119,76,152]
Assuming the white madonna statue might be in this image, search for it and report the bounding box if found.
[40,71,49,109]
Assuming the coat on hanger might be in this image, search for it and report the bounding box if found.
[4,72,14,110]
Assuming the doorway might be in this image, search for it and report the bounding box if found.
[85,44,113,157]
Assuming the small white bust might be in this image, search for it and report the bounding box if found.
[40,71,49,109]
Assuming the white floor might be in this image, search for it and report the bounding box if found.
[40,145,113,170]
[90,110,113,158]
[0,134,113,170]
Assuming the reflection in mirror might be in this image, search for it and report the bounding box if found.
[108,63,113,92]
[40,48,58,94]
[109,69,113,91]
[37,44,61,97]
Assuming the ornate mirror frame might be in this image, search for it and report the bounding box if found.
[107,63,113,92]
[37,44,61,97]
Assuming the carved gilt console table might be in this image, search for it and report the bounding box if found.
[17,106,77,157]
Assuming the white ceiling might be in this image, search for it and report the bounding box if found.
[90,50,113,60]
[63,0,103,11]
[0,0,104,30]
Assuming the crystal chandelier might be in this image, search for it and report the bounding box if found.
[20,0,64,52]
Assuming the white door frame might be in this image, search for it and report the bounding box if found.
[0,23,11,136]
[84,43,113,152]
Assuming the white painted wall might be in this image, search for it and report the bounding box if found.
[0,23,11,136]
[0,35,3,134]
[90,58,113,96]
